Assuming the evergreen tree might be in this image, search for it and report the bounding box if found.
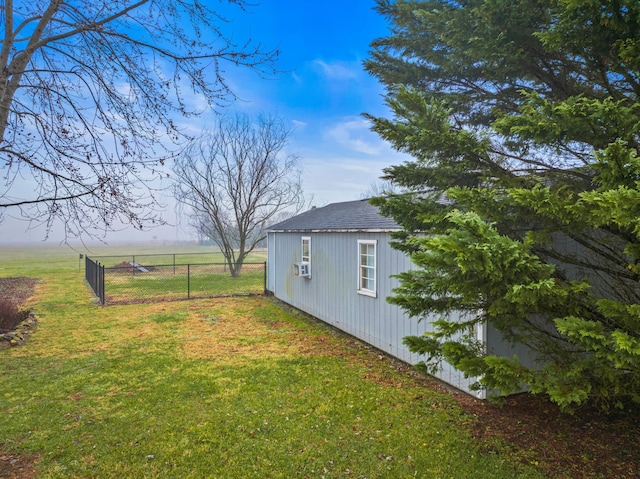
[365,0,640,410]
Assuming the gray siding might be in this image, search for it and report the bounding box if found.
[267,230,481,396]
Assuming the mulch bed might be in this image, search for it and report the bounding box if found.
[0,277,39,309]
[0,454,39,479]
[353,345,640,478]
[1,277,639,478]
[0,278,39,347]
[454,388,640,478]
[0,277,40,478]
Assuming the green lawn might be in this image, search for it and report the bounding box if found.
[104,263,266,303]
[0,245,546,478]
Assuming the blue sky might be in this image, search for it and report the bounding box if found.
[4,0,410,244]
[219,0,407,206]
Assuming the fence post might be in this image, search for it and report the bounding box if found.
[100,263,105,305]
[187,264,191,299]
[263,261,267,293]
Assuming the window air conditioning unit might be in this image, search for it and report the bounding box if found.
[294,262,310,278]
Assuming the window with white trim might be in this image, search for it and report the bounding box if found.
[301,236,311,276]
[301,236,311,262]
[357,240,376,297]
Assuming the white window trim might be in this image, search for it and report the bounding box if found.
[301,236,311,278]
[357,239,377,297]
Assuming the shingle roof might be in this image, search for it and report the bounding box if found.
[268,199,400,232]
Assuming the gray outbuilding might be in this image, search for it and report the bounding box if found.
[267,199,490,397]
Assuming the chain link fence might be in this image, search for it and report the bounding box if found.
[89,252,227,269]
[86,256,266,305]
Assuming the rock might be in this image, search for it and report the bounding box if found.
[0,315,37,347]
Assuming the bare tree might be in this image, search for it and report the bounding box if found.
[172,113,303,276]
[0,1,277,240]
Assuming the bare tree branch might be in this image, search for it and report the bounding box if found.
[0,0,278,241]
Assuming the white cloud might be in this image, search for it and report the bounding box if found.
[324,117,383,156]
[291,119,307,130]
[299,152,405,206]
[301,157,381,204]
[289,114,414,206]
[312,59,359,80]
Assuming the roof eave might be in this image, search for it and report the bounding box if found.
[267,228,402,233]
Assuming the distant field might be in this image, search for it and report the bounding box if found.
[84,245,267,268]
[0,244,267,276]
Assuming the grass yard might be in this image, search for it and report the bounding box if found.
[0,245,638,478]
[104,263,266,304]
